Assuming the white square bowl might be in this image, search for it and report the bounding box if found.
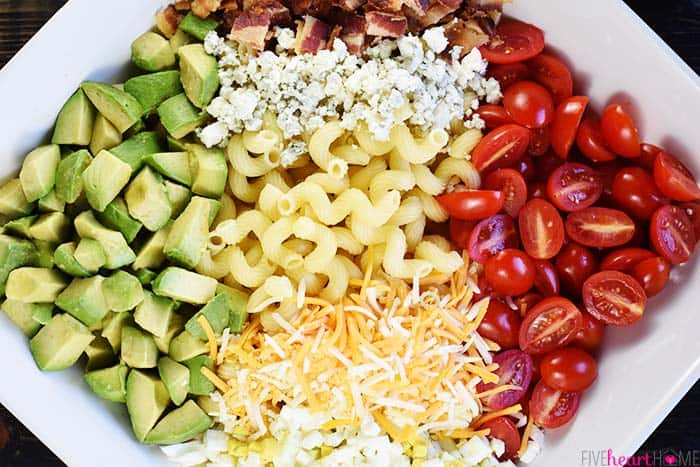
[0,1,698,466]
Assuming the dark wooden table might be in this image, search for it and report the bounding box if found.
[0,0,699,465]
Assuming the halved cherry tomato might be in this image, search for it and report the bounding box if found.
[547,162,602,212]
[478,300,522,349]
[550,96,589,159]
[477,349,534,409]
[565,207,635,248]
[540,347,597,392]
[515,293,543,318]
[576,117,617,162]
[468,214,519,263]
[487,62,531,90]
[528,126,551,156]
[477,105,514,129]
[519,297,583,354]
[639,143,662,169]
[555,243,598,297]
[481,417,521,461]
[484,169,528,218]
[582,271,647,326]
[449,218,475,250]
[594,160,624,206]
[516,155,537,182]
[571,311,605,352]
[519,199,565,259]
[436,191,505,221]
[533,259,559,297]
[535,152,564,180]
[480,20,545,65]
[530,379,581,429]
[503,81,554,129]
[485,249,536,296]
[653,152,700,202]
[472,124,531,173]
[631,257,670,297]
[679,202,700,241]
[611,167,669,220]
[650,205,696,264]
[600,247,656,272]
[526,53,574,104]
[600,104,641,158]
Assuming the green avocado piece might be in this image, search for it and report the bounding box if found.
[74,238,107,273]
[54,242,91,277]
[102,270,144,312]
[100,311,133,353]
[81,81,144,134]
[125,370,170,442]
[82,149,133,212]
[0,179,36,219]
[134,290,174,339]
[167,135,187,152]
[216,284,249,333]
[30,313,95,371]
[125,167,172,232]
[38,191,66,214]
[169,29,193,55]
[157,356,189,406]
[186,144,227,198]
[135,268,158,285]
[110,131,163,171]
[55,149,92,204]
[95,197,143,244]
[185,293,229,341]
[154,312,184,354]
[132,223,171,271]
[5,267,67,303]
[90,113,123,155]
[30,302,53,325]
[169,330,208,362]
[163,197,211,269]
[153,267,218,305]
[52,89,96,146]
[178,44,219,109]
[74,211,136,269]
[28,212,71,243]
[121,326,158,369]
[84,335,116,371]
[85,363,129,403]
[179,12,219,41]
[19,145,60,203]
[125,71,183,114]
[185,355,214,395]
[158,93,207,139]
[164,181,192,218]
[144,152,192,186]
[131,32,176,72]
[31,240,55,269]
[145,400,213,445]
[55,276,110,326]
[1,298,44,336]
[3,215,37,238]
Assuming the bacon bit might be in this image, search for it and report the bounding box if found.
[192,0,222,18]
[174,0,193,11]
[339,14,367,54]
[367,0,406,13]
[155,5,184,38]
[412,0,460,27]
[250,0,292,26]
[327,24,343,48]
[230,10,272,50]
[220,0,240,10]
[445,18,490,54]
[366,11,407,37]
[402,0,430,15]
[468,0,511,9]
[332,0,367,12]
[295,15,330,54]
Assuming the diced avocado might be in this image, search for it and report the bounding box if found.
[157,356,190,406]
[101,311,133,353]
[153,267,217,305]
[164,181,192,218]
[124,167,172,232]
[38,191,66,214]
[102,270,144,312]
[19,145,60,202]
[74,238,106,273]
[5,267,68,303]
[178,44,219,109]
[55,149,92,204]
[169,29,193,55]
[31,240,55,269]
[27,212,71,243]
[84,335,116,371]
[81,81,144,134]
[145,400,212,445]
[158,93,207,139]
[216,284,249,334]
[169,330,208,362]
[55,276,110,326]
[134,290,174,338]
[144,152,192,186]
[185,355,214,395]
[133,222,171,271]
[90,113,123,155]
[30,302,53,325]
[121,326,158,368]
[85,363,129,403]
[135,268,158,285]
[82,150,133,212]
[131,32,176,72]
[195,395,218,417]
[1,298,42,336]
[0,236,39,296]
[185,293,230,341]
[74,211,136,269]
[110,131,162,171]
[186,144,227,198]
[125,370,170,442]
[95,198,143,244]
[167,135,187,152]
[3,215,36,238]
[0,179,36,219]
[54,242,91,277]
[179,12,219,41]
[154,312,184,354]
[30,314,94,371]
[52,89,96,146]
[163,197,210,268]
[124,118,147,139]
[125,71,183,114]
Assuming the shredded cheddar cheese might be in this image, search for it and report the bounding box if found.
[197,315,218,362]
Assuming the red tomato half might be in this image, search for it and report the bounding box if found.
[477,349,534,409]
[472,124,531,173]
[582,271,647,326]
[650,205,696,264]
[482,417,521,461]
[449,218,475,249]
[519,199,565,259]
[515,293,543,318]
[480,20,545,65]
[679,201,700,241]
[477,105,514,129]
[555,243,599,297]
[600,247,656,272]
[519,297,583,354]
[600,104,641,158]
[576,117,617,162]
[484,169,528,218]
[571,311,605,352]
[436,191,505,221]
[478,300,522,349]
[540,347,597,392]
[503,81,554,129]
[550,96,589,159]
[631,257,670,297]
[528,126,551,156]
[653,152,700,202]
[611,167,669,220]
[487,62,531,90]
[547,162,602,212]
[468,214,519,263]
[485,249,536,296]
[533,259,560,297]
[526,53,574,103]
[639,143,662,169]
[565,207,636,248]
[530,380,581,429]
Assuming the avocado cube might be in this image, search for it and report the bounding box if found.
[84,335,117,371]
[102,270,144,312]
[125,370,170,442]
[164,182,192,218]
[37,191,66,214]
[28,212,71,243]
[53,242,91,277]
[74,211,136,269]
[163,197,211,269]
[95,198,143,244]
[167,135,187,152]
[134,268,157,285]
[5,267,68,303]
[185,293,230,341]
[132,223,171,271]
[144,152,193,187]
[90,113,123,155]
[55,149,93,204]
[82,150,133,212]
[145,400,213,445]
[178,12,219,41]
[179,44,219,109]
[187,144,227,198]
[85,363,129,403]
[184,355,214,395]
[134,290,174,339]
[216,284,249,334]
[0,236,38,295]
[19,145,60,202]
[30,314,95,371]
[153,267,218,305]
[169,330,208,362]
[1,298,44,336]
[73,238,106,273]
[52,88,96,146]
[81,81,144,134]
[3,215,36,238]
[110,131,163,171]
[154,313,184,354]
[131,32,176,72]
[100,311,133,353]
[157,356,189,407]
[30,302,53,325]
[158,93,207,139]
[0,179,36,219]
[31,240,55,269]
[55,276,110,326]
[169,29,193,55]
[125,71,183,114]
[121,326,158,369]
[125,167,172,232]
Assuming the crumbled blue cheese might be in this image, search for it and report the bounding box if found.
[279,140,307,168]
[422,27,449,53]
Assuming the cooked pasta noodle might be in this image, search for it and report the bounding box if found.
[243,129,281,155]
[353,124,395,155]
[308,121,349,179]
[333,144,371,166]
[448,129,483,159]
[390,123,449,164]
[382,227,434,279]
[349,157,387,192]
[292,216,338,273]
[261,216,304,269]
[409,188,449,223]
[415,239,464,273]
[257,184,285,221]
[368,170,416,202]
[435,157,481,190]
[213,192,237,227]
[404,214,427,253]
[411,164,446,196]
[331,226,364,255]
[319,256,350,302]
[227,134,279,177]
[228,244,277,288]
[387,195,424,226]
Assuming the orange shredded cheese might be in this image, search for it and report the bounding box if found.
[450,428,491,439]
[200,366,230,393]
[519,415,535,457]
[197,315,218,362]
[474,404,523,427]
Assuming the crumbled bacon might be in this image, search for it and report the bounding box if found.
[365,11,407,37]
[366,0,405,13]
[192,0,222,18]
[445,18,490,55]
[230,10,272,50]
[327,24,343,48]
[331,0,367,12]
[155,5,184,38]
[174,0,193,11]
[339,14,367,54]
[467,0,510,9]
[295,15,330,53]
[409,0,460,27]
[402,0,429,16]
[250,0,292,25]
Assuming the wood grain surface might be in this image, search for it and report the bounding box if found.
[0,0,698,466]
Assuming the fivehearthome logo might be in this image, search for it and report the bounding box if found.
[581,449,700,466]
